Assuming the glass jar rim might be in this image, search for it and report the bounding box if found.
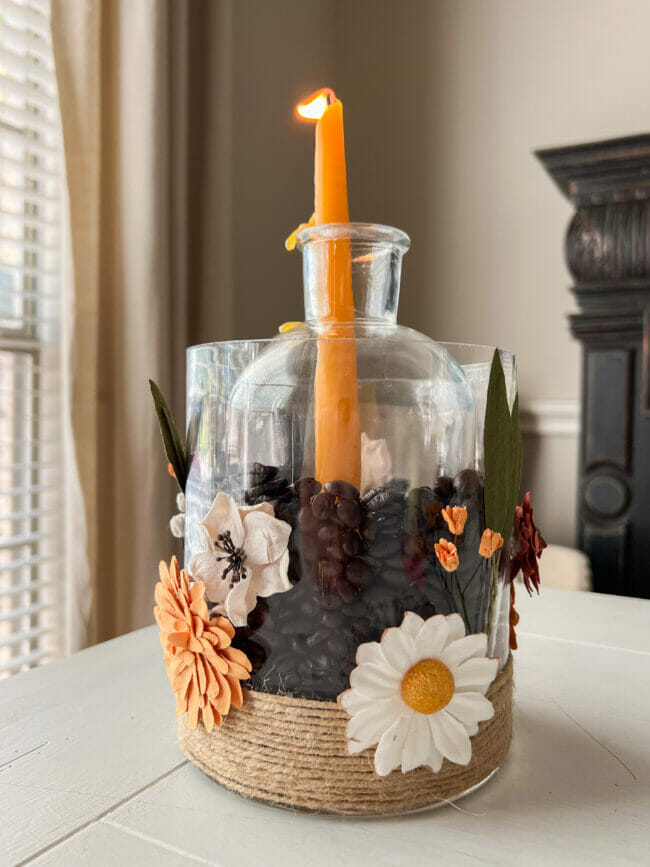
[186,337,514,357]
[295,221,411,251]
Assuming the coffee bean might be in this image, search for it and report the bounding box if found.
[337,498,361,528]
[346,558,373,588]
[278,616,302,635]
[337,577,358,603]
[370,536,402,558]
[293,477,322,500]
[361,487,393,510]
[325,480,359,500]
[298,505,320,533]
[403,506,421,534]
[327,541,347,564]
[340,657,355,677]
[318,559,342,582]
[341,529,360,557]
[327,635,347,656]
[454,468,481,500]
[317,522,339,545]
[435,476,454,500]
[351,616,370,638]
[312,491,336,519]
[305,629,329,646]
[314,591,343,610]
[341,600,365,618]
[248,463,277,484]
[322,610,344,628]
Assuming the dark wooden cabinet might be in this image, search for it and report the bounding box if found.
[537,135,650,598]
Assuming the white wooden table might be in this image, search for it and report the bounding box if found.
[1,588,648,866]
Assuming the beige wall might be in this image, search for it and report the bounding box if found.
[229,0,650,546]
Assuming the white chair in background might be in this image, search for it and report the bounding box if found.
[538,544,592,592]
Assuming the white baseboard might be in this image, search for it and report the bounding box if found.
[519,399,580,437]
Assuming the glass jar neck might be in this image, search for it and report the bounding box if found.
[297,223,410,325]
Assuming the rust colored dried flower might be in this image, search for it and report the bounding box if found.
[441,505,468,536]
[479,528,504,558]
[509,581,520,651]
[154,557,251,731]
[509,492,547,594]
[434,538,460,572]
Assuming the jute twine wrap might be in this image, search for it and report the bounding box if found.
[179,655,513,815]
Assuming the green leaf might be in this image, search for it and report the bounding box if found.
[483,350,522,541]
[149,379,188,492]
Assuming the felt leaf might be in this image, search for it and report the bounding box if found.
[484,350,522,542]
[149,379,189,492]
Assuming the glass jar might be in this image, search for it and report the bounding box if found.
[184,224,514,701]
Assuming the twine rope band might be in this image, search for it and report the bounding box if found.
[178,655,513,815]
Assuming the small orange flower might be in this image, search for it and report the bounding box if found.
[434,538,459,572]
[154,557,251,731]
[167,462,176,478]
[441,505,468,536]
[479,528,504,558]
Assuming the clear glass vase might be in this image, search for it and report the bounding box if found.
[185,224,514,700]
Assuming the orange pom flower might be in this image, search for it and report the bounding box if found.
[434,538,459,572]
[479,529,504,558]
[441,505,468,536]
[154,557,251,731]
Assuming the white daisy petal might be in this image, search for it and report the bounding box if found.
[243,510,292,565]
[381,626,417,674]
[201,491,245,549]
[339,688,375,715]
[346,697,403,748]
[428,710,472,765]
[414,615,450,659]
[400,611,424,640]
[446,691,494,727]
[446,613,466,643]
[374,711,414,776]
[454,657,499,694]
[350,663,401,699]
[356,641,385,666]
[441,633,488,670]
[427,743,444,773]
[400,713,432,773]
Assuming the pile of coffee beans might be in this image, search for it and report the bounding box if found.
[233,463,492,701]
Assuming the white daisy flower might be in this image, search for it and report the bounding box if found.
[338,612,498,777]
[189,492,292,628]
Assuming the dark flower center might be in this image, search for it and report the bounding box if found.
[214,530,247,589]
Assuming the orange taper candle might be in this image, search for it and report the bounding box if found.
[297,89,361,487]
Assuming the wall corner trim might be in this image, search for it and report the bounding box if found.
[520,400,580,437]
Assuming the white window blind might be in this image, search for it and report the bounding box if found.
[0,0,66,677]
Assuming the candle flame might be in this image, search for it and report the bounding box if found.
[296,88,336,121]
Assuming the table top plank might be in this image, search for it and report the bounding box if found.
[516,586,650,653]
[30,818,204,866]
[0,628,181,864]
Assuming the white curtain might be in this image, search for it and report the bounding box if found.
[51,0,234,643]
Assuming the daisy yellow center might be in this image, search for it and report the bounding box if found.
[400,659,455,714]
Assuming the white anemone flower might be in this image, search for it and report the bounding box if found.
[189,492,292,628]
[339,612,498,777]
